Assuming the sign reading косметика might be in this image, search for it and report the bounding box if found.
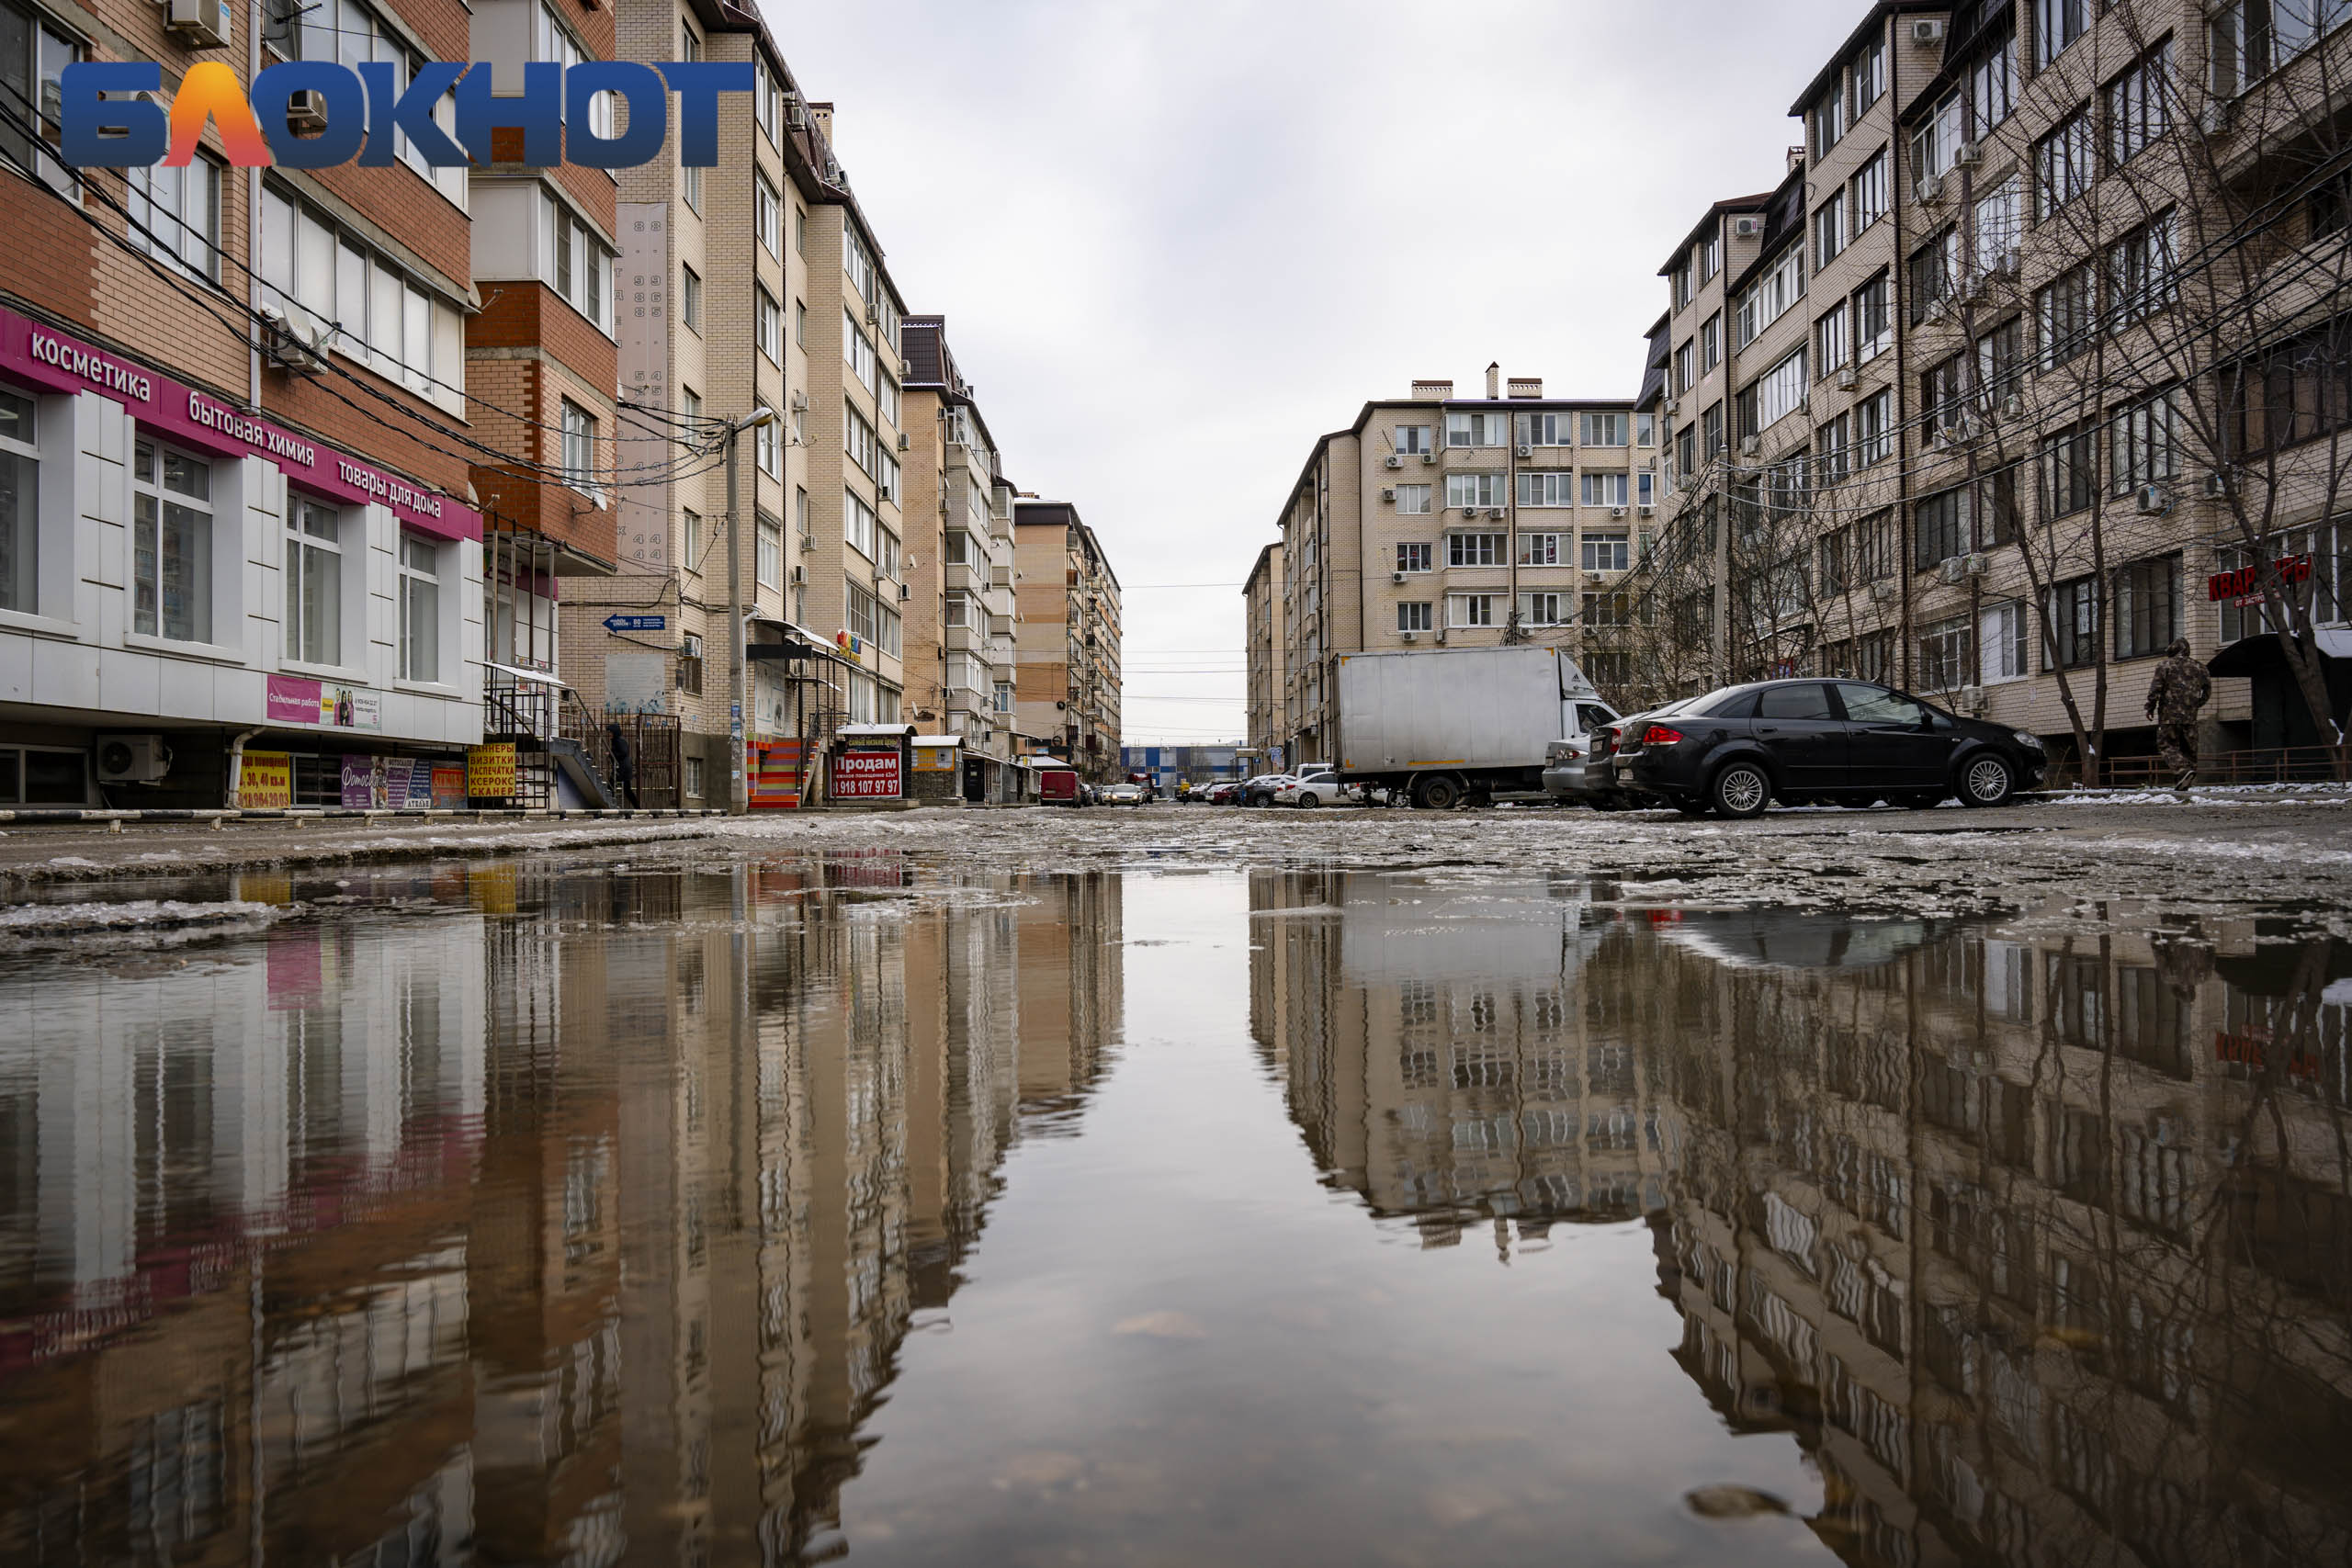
[58,60,754,170]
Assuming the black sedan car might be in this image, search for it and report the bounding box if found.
[1617,678,2043,818]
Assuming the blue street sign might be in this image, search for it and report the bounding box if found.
[603,614,666,633]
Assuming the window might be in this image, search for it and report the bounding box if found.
[683,507,705,573]
[746,288,779,363]
[1917,487,1968,570]
[1975,316,2024,409]
[2221,312,2352,457]
[132,441,212,643]
[1582,532,1631,572]
[794,206,806,254]
[2114,555,2181,660]
[844,309,878,394]
[1851,269,1891,361]
[1581,472,1630,508]
[1850,37,1884,118]
[398,535,439,682]
[266,0,469,205]
[756,175,782,256]
[1677,423,1696,477]
[751,517,782,592]
[844,488,880,558]
[1448,533,1504,567]
[2035,0,2089,67]
[1917,615,1973,692]
[1396,542,1432,573]
[878,370,899,430]
[1397,601,1433,632]
[994,681,1013,715]
[1698,233,1721,282]
[1395,483,1431,513]
[1449,592,1498,627]
[1849,148,1889,236]
[681,156,702,213]
[1909,227,1959,321]
[1857,508,1896,581]
[681,265,701,333]
[1748,351,1808,434]
[257,186,464,409]
[1814,198,1845,269]
[1818,527,1849,596]
[2108,213,2178,327]
[2046,575,2100,669]
[2110,388,2178,493]
[1638,473,1655,507]
[2043,420,2097,518]
[756,62,783,145]
[1702,403,1724,460]
[2106,43,2172,168]
[558,400,599,502]
[756,417,782,480]
[548,197,614,333]
[1445,473,1507,510]
[684,755,705,798]
[1514,532,1565,570]
[844,227,877,305]
[1582,591,1636,627]
[1735,249,1804,349]
[1808,85,1846,158]
[1977,464,2020,547]
[2038,261,2097,367]
[1856,389,1892,466]
[0,389,34,614]
[1517,412,1573,446]
[1395,423,1432,455]
[1982,600,2030,682]
[2213,0,2342,93]
[1817,411,1852,482]
[1973,177,2021,274]
[1966,21,2017,135]
[795,299,808,348]
[2035,104,2094,220]
[284,497,342,664]
[1520,471,1575,508]
[0,5,79,194]
[1701,314,1723,370]
[1922,354,1967,434]
[129,158,222,283]
[1816,305,1849,377]
[1519,592,1566,626]
[1912,87,1962,179]
[1672,264,1692,311]
[1446,410,1510,447]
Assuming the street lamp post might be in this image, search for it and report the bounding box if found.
[724,406,778,817]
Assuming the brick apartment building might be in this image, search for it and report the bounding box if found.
[1013,498,1121,780]
[1244,540,1283,768]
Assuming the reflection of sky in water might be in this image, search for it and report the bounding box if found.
[0,859,2343,1566]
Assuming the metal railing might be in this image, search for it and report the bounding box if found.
[2087,746,2347,789]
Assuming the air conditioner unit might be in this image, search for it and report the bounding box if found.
[798,533,815,552]
[1421,452,1437,465]
[876,480,893,501]
[96,733,171,784]
[1516,443,1533,458]
[1390,570,1408,583]
[899,582,910,601]
[1939,556,1968,585]
[164,0,231,49]
[2001,393,2025,420]
[1385,454,1403,469]
[2137,483,2170,514]
[1587,571,1606,585]
[259,305,324,372]
[897,431,910,451]
[1910,17,1945,45]
[785,96,808,130]
[2201,100,2234,136]
[1871,581,1896,603]
[1400,630,1418,643]
[1739,434,1759,457]
[1966,553,1990,577]
[789,389,808,412]
[1611,505,1628,519]
[1488,507,1507,520]
[1955,140,1982,169]
[1836,367,1858,390]
[1923,294,1949,323]
[865,301,878,325]
[1638,503,1655,517]
[2204,471,2230,498]
[790,564,805,585]
[1732,216,1765,240]
[1381,487,1396,502]
[1915,172,1944,206]
[286,89,331,133]
[1435,628,1449,644]
[1959,684,1987,715]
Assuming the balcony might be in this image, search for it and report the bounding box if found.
[945,559,986,595]
[944,622,980,652]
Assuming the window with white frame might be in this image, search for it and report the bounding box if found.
[0,389,35,615]
[1808,83,1846,159]
[681,158,702,214]
[1518,412,1572,446]
[1447,533,1504,567]
[397,534,438,682]
[1701,313,1722,369]
[1852,269,1891,360]
[2035,0,2088,66]
[752,288,782,363]
[993,681,1013,715]
[878,369,899,429]
[756,175,782,256]
[2106,42,2172,167]
[844,227,876,302]
[1397,601,1433,633]
[1581,472,1629,508]
[1813,198,1844,269]
[1582,412,1627,446]
[265,0,467,206]
[682,507,703,574]
[1519,592,1566,626]
[530,3,612,135]
[129,157,221,283]
[547,195,613,333]
[1849,146,1888,232]
[258,186,465,409]
[1980,598,2029,682]
[1395,423,1431,455]
[1856,389,1893,466]
[756,61,783,145]
[1396,541,1432,573]
[1735,249,1804,349]
[680,265,701,333]
[2110,387,2178,493]
[2034,102,2093,219]
[756,416,782,479]
[1637,472,1655,507]
[2108,212,2177,326]
[132,440,213,643]
[1917,615,1973,693]
[1849,36,1884,117]
[844,488,880,558]
[756,517,781,588]
[1519,532,1563,566]
[1697,233,1721,281]
[1449,592,1497,626]
[1581,531,1631,572]
[1519,471,1574,508]
[1394,483,1431,514]
[1636,412,1656,446]
[284,496,342,664]
[1445,473,1506,510]
[1816,305,1849,376]
[560,400,598,501]
[1911,86,1963,179]
[1446,410,1510,447]
[1973,177,2021,276]
[1751,350,1809,433]
[844,309,878,394]
[944,590,975,627]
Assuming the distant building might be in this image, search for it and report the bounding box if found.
[1013,500,1122,780]
[1120,745,1244,790]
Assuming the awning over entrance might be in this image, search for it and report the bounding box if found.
[2208,626,2352,678]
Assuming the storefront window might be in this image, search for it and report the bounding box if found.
[132,440,212,643]
[0,389,35,614]
[400,536,440,682]
[285,497,342,664]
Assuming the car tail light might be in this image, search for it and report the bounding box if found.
[1641,725,1684,746]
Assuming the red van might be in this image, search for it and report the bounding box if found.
[1035,762,1081,806]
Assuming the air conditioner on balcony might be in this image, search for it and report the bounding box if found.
[865,301,878,325]
[1837,367,1858,390]
[798,532,815,552]
[2001,393,2025,420]
[1385,454,1402,469]
[1732,216,1765,240]
[1968,553,1991,578]
[1587,571,1606,585]
[2137,483,2171,514]
[2201,100,2235,135]
[1955,140,1982,169]
[1488,507,1507,520]
[1939,556,1968,585]
[164,0,230,48]
[1665,398,1679,414]
[1923,294,1950,323]
[1391,570,1408,583]
[1915,171,1944,206]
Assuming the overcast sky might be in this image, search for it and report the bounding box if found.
[766,0,1871,746]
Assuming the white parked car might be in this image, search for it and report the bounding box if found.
[1103,783,1148,805]
[1275,769,1357,807]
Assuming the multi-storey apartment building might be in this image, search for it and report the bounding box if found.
[1256,366,1658,769]
[1013,498,1122,779]
[900,314,1023,799]
[1243,540,1284,766]
[0,0,489,809]
[1634,0,2352,778]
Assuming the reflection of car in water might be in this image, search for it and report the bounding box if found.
[1653,909,1935,971]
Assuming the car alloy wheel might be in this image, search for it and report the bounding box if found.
[1711,762,1770,819]
[1961,754,2014,807]
[1296,792,1320,807]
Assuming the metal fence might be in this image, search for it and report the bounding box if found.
[2093,746,2347,789]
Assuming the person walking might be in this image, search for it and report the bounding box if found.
[2145,637,2211,791]
[605,721,640,809]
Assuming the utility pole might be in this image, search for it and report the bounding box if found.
[724,406,778,816]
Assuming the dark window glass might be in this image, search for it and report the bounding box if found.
[1837,684,1928,726]
[1758,683,1835,720]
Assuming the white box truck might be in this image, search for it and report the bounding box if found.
[1335,645,1620,809]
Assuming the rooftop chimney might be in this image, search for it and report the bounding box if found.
[1786,144,1804,175]
[1411,378,1453,400]
[811,101,836,149]
[1485,362,1500,400]
[1507,377,1544,400]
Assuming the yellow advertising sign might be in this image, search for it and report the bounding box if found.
[913,744,957,773]
[468,742,517,800]
[237,750,292,808]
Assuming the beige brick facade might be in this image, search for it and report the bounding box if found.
[1013,502,1122,780]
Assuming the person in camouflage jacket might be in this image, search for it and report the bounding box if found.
[2145,637,2211,788]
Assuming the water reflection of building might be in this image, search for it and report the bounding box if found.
[0,858,1125,1565]
[1614,917,2352,1568]
[1250,869,1668,1248]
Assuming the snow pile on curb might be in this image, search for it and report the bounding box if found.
[0,898,286,948]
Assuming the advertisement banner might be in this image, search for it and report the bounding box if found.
[431,763,468,809]
[237,750,292,808]
[340,754,379,808]
[749,739,806,809]
[266,673,381,731]
[468,743,517,801]
[913,743,958,773]
[831,749,903,800]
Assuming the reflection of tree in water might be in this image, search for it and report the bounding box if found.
[1253,869,2352,1566]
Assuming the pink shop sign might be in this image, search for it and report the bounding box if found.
[267,673,381,731]
[0,304,480,543]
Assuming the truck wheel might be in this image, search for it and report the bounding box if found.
[1709,761,1771,819]
[1413,774,1464,810]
